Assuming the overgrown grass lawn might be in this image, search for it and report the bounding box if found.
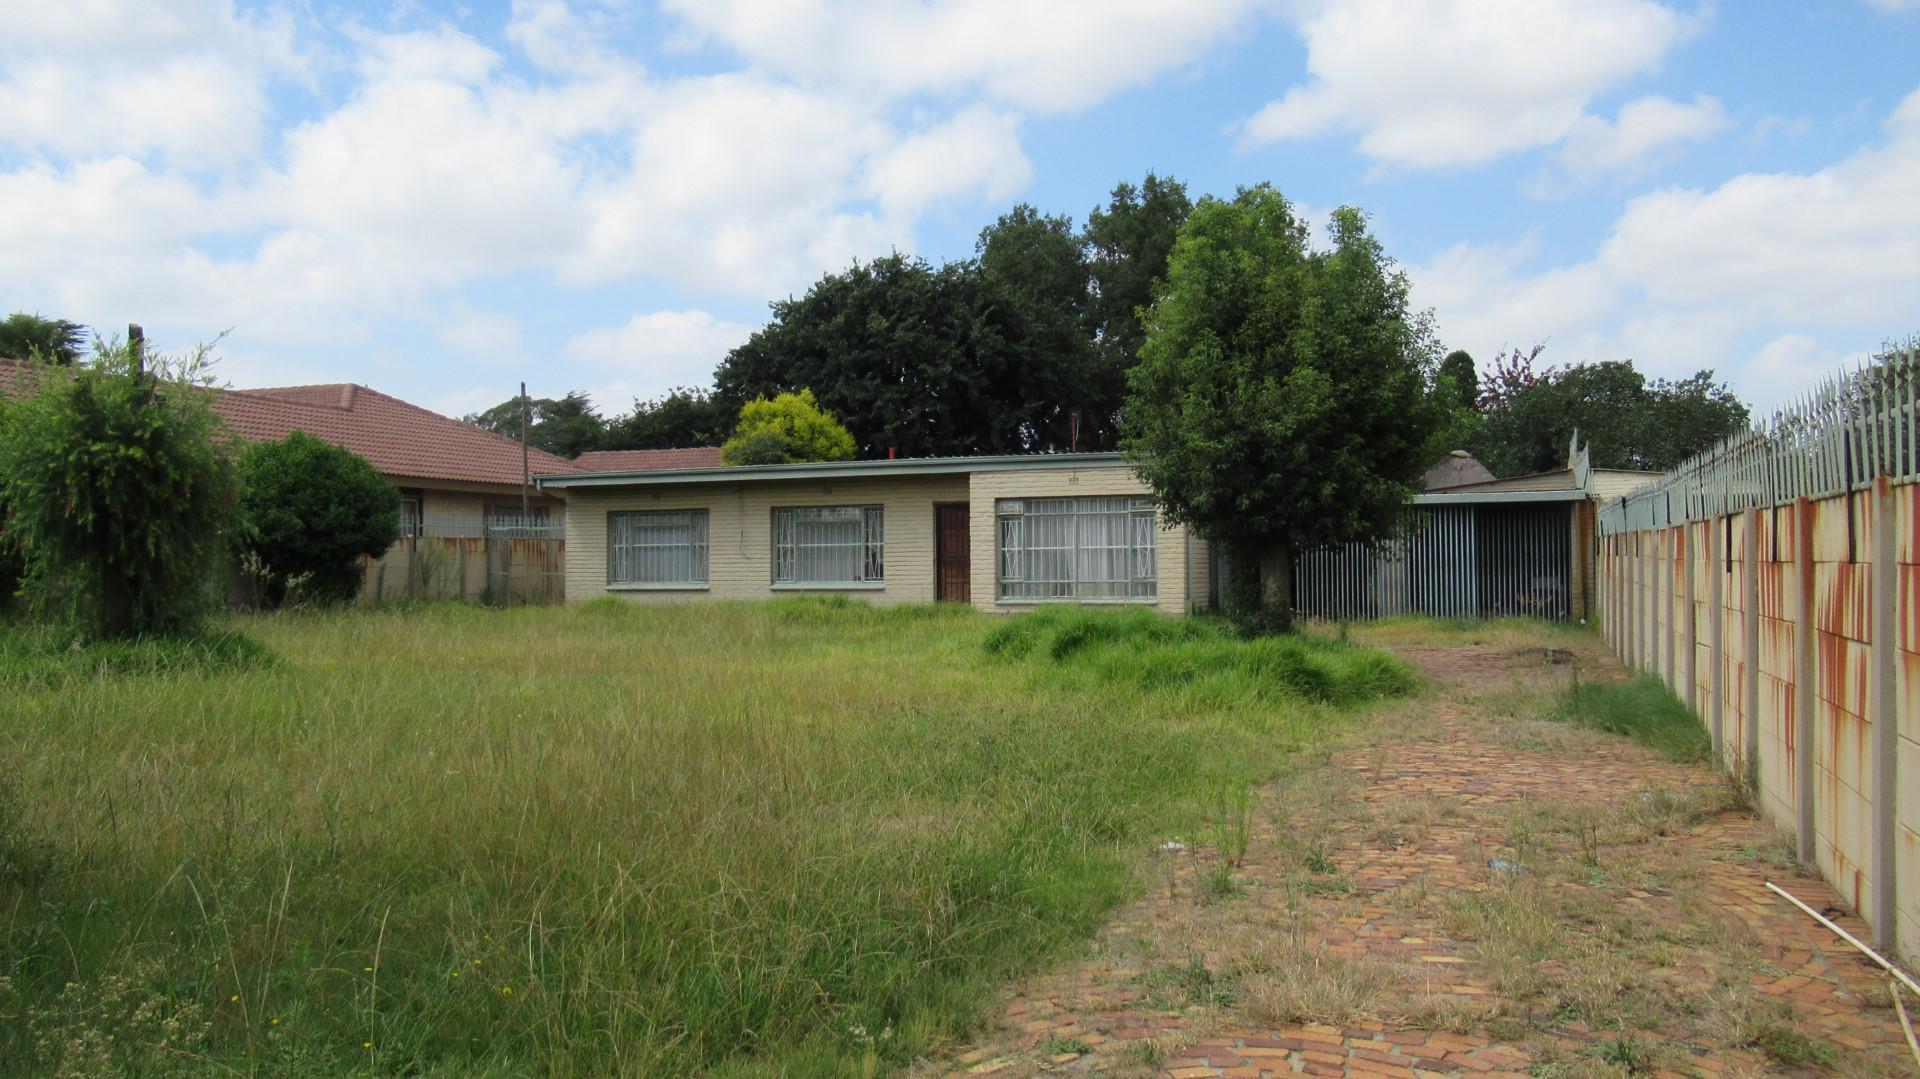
[0,600,1411,1077]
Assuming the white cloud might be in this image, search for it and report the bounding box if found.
[565,309,756,400]
[1240,0,1693,168]
[1556,94,1729,176]
[661,0,1256,113]
[439,307,525,363]
[0,0,300,165]
[862,107,1031,221]
[1414,88,1920,409]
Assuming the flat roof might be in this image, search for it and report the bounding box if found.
[534,451,1130,490]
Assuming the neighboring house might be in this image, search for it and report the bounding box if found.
[216,382,578,534]
[536,452,1213,616]
[0,357,582,532]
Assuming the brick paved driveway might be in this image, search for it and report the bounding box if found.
[926,636,1915,1079]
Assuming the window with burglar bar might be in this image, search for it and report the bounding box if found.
[997,496,1157,601]
[608,509,709,587]
[772,505,884,585]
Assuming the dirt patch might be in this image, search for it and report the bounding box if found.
[924,630,1913,1079]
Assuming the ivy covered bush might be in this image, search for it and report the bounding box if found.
[0,342,235,638]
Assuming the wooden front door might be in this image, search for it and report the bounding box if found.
[935,503,971,603]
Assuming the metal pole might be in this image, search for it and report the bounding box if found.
[520,380,531,517]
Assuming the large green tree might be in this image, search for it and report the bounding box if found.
[1471,352,1748,474]
[1085,173,1192,412]
[235,431,401,605]
[976,204,1107,447]
[0,340,236,637]
[714,254,1091,458]
[0,312,88,365]
[606,387,734,450]
[1123,187,1447,631]
[464,391,606,458]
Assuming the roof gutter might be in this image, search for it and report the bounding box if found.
[534,452,1129,491]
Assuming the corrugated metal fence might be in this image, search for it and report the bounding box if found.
[1593,343,1917,963]
[1294,504,1572,621]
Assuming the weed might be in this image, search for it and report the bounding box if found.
[1240,950,1399,1026]
[1203,862,1246,903]
[1595,1032,1651,1073]
[1557,675,1709,763]
[1304,842,1337,875]
[1747,1022,1837,1068]
[1043,1036,1092,1056]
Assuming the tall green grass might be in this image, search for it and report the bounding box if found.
[0,600,1409,1076]
[1559,674,1711,763]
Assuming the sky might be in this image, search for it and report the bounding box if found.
[2,0,1917,423]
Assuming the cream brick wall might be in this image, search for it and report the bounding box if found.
[564,474,968,605]
[965,464,1209,617]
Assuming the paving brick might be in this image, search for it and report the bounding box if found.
[930,639,1914,1079]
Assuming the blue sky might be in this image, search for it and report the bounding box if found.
[3,1,1917,422]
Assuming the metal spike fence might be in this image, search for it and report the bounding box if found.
[1598,345,1919,533]
[1590,341,1919,963]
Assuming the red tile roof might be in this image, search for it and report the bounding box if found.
[220,382,584,488]
[572,447,723,471]
[1,358,578,489]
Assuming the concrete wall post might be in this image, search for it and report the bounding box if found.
[1682,522,1697,715]
[1870,477,1897,952]
[1743,509,1761,779]
[1794,497,1816,864]
[1708,516,1725,766]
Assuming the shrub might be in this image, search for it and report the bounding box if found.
[0,342,235,638]
[0,496,21,615]
[236,431,401,606]
[721,389,856,465]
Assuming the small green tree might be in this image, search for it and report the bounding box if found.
[1123,186,1446,633]
[0,340,236,637]
[235,431,400,605]
[720,389,856,465]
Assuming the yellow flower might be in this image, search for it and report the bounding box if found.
[451,971,460,978]
[270,1018,280,1026]
[500,986,512,996]
[364,967,374,973]
[229,995,239,1003]
[363,1042,373,1049]
[472,959,481,966]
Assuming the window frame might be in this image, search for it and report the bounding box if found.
[995,495,1158,604]
[606,508,710,591]
[770,504,886,589]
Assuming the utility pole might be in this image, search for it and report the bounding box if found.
[129,324,144,376]
[520,381,531,517]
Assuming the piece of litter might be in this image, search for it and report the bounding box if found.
[1487,858,1526,874]
[1158,840,1187,853]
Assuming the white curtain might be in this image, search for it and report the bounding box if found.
[774,506,884,583]
[998,497,1156,600]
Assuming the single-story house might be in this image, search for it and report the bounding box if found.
[534,452,1213,615]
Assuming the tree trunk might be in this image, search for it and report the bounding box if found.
[1258,541,1295,633]
[1222,538,1296,634]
